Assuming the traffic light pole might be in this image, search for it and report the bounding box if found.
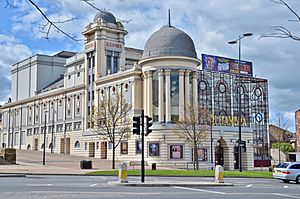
[141,110,145,183]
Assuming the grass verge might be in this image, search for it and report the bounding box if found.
[86,169,272,178]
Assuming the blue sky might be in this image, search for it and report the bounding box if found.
[1,0,300,130]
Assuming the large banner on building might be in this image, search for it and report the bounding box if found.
[202,54,253,76]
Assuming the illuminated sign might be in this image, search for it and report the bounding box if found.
[202,54,253,76]
[211,115,247,127]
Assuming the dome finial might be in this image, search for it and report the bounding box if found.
[168,9,171,27]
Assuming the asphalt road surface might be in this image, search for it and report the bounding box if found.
[0,175,299,199]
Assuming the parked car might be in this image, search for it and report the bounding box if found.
[273,162,300,183]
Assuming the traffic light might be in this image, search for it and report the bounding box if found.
[132,116,140,135]
[145,116,153,136]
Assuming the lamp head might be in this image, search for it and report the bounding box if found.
[228,40,237,44]
[243,33,253,37]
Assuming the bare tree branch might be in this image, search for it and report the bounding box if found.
[173,105,209,170]
[260,0,300,41]
[28,0,80,41]
[2,0,16,8]
[90,91,132,169]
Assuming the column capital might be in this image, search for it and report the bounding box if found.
[179,69,185,76]
[158,69,164,76]
[146,70,153,78]
[164,69,171,76]
[142,72,148,79]
[184,70,191,76]
[192,71,198,79]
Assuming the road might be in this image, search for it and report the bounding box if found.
[0,175,299,199]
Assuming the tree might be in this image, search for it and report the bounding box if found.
[90,92,132,169]
[261,0,300,41]
[270,110,293,162]
[272,142,294,153]
[173,105,209,170]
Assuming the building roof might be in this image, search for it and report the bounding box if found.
[39,75,64,93]
[142,25,197,59]
[54,51,76,58]
[94,10,117,24]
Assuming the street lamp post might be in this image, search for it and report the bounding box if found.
[228,32,253,172]
[43,110,48,165]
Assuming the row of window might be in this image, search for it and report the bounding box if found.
[26,122,82,136]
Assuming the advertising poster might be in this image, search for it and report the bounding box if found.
[170,145,183,159]
[202,54,253,76]
[198,148,208,161]
[136,141,142,154]
[149,142,160,156]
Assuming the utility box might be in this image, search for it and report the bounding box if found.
[80,160,92,169]
[215,165,224,183]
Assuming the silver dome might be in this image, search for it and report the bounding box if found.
[142,25,197,59]
[94,10,116,24]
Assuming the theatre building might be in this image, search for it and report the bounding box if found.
[0,11,269,170]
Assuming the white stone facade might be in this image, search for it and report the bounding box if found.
[0,11,269,170]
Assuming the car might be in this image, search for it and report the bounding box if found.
[273,162,300,183]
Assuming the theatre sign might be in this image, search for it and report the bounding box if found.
[211,115,247,127]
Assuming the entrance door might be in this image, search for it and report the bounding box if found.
[100,142,107,159]
[60,138,64,154]
[234,146,239,169]
[89,142,95,157]
[34,139,38,151]
[215,141,224,166]
[66,138,70,155]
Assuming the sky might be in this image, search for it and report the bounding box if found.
[0,0,299,130]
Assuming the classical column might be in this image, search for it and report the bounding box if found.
[192,72,198,107]
[185,70,190,108]
[158,70,164,122]
[165,69,171,122]
[143,72,148,115]
[147,71,153,117]
[179,70,185,121]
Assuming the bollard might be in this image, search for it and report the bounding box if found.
[215,165,224,183]
[119,162,128,183]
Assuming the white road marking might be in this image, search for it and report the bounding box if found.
[246,184,253,187]
[172,186,225,195]
[26,184,52,187]
[273,193,300,199]
[89,184,98,187]
[30,191,161,195]
[284,185,289,188]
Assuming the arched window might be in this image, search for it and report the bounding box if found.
[74,141,80,148]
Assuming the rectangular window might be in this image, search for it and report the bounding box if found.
[113,56,118,74]
[88,75,91,84]
[121,142,128,155]
[68,75,71,80]
[106,55,112,75]
[15,132,19,146]
[92,56,95,68]
[92,74,95,82]
[21,131,25,145]
[169,145,184,159]
[77,72,80,77]
[149,142,160,156]
[92,91,94,100]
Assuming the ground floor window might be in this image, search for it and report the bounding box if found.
[169,144,184,159]
[149,142,160,157]
[120,142,128,155]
